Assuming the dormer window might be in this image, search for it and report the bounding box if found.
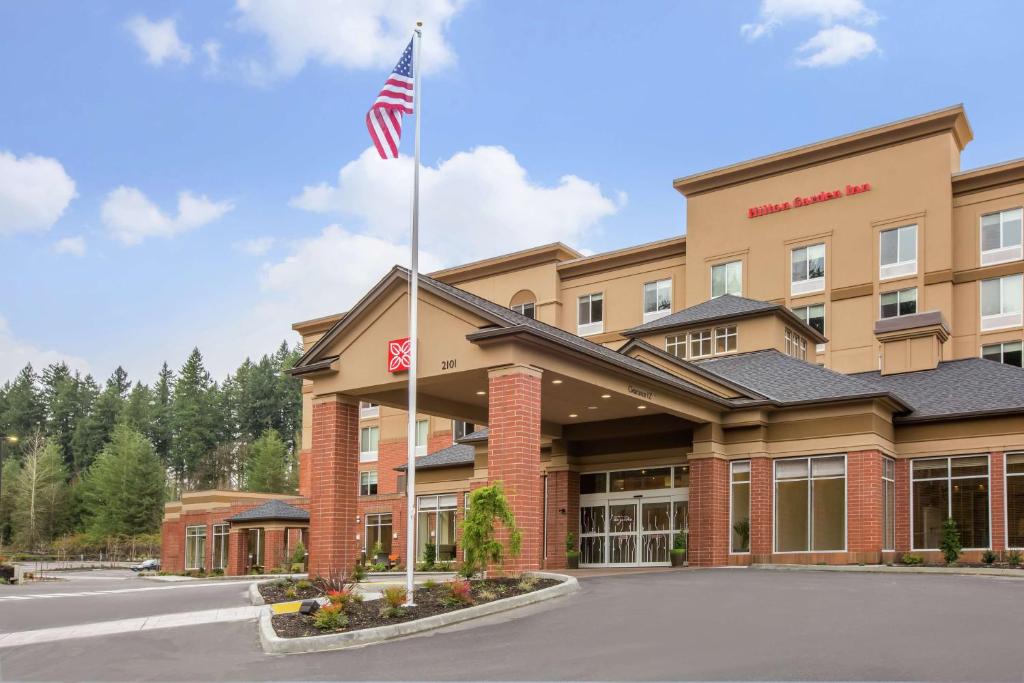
[714,326,737,353]
[791,244,825,295]
[688,329,713,358]
[784,328,807,360]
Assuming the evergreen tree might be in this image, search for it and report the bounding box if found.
[123,382,154,434]
[0,457,21,545]
[10,432,67,549]
[1,364,45,444]
[244,429,291,493]
[69,375,102,474]
[150,363,174,469]
[41,363,87,471]
[82,424,165,538]
[171,348,218,490]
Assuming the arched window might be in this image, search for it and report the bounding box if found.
[510,290,537,319]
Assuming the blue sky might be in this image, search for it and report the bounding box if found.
[3,0,1023,384]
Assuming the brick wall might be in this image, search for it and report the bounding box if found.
[991,451,1006,552]
[308,397,360,578]
[544,470,579,569]
[487,368,543,572]
[895,458,911,554]
[689,457,729,567]
[749,457,772,563]
[847,450,884,563]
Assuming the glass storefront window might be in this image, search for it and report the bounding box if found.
[365,513,393,557]
[580,472,607,494]
[417,495,457,562]
[185,525,206,570]
[609,468,672,492]
[211,523,229,571]
[1007,453,1024,548]
[731,462,751,553]
[912,455,990,550]
[774,455,846,552]
[882,458,895,551]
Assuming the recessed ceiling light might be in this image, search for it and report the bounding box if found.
[586,406,598,410]
[637,405,647,410]
[551,379,563,385]
[475,391,486,395]
[568,413,578,418]
[600,394,611,399]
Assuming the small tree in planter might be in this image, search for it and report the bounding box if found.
[460,482,521,577]
[940,517,962,566]
[671,532,687,567]
[565,531,579,569]
[733,519,750,554]
[290,541,306,573]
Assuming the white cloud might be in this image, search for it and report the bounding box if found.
[53,236,86,257]
[796,25,878,67]
[0,151,77,236]
[235,236,275,256]
[101,187,234,245]
[291,146,621,263]
[0,315,90,382]
[234,0,465,81]
[202,40,222,74]
[125,16,193,66]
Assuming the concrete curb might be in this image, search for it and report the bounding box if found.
[258,572,579,654]
[248,581,266,606]
[753,563,1024,578]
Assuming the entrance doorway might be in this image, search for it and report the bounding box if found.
[579,465,688,567]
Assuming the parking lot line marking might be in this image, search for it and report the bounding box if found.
[0,581,247,602]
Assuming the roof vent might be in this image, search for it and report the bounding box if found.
[874,311,950,376]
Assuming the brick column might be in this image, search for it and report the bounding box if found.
[689,457,729,567]
[848,450,884,563]
[227,529,247,576]
[487,365,543,572]
[991,451,1006,553]
[265,528,286,571]
[160,519,184,574]
[895,458,912,554]
[544,469,579,569]
[308,395,360,578]
[750,458,773,562]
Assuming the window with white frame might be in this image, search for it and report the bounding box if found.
[416,494,458,562]
[784,328,807,360]
[665,334,686,358]
[774,455,846,553]
[912,455,989,550]
[879,224,917,279]
[643,279,672,323]
[211,523,229,571]
[980,208,1023,266]
[980,274,1023,331]
[359,401,379,419]
[688,329,712,358]
[1007,453,1024,548]
[415,419,428,456]
[360,426,379,462]
[882,458,895,551]
[711,261,742,298]
[731,461,751,553]
[714,326,737,354]
[577,293,604,336]
[512,302,536,318]
[185,525,207,571]
[791,243,825,295]
[359,470,378,496]
[982,341,1023,367]
[365,513,393,556]
[880,287,917,319]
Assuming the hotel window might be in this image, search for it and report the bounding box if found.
[784,328,807,360]
[577,293,604,336]
[415,419,429,456]
[511,302,536,318]
[360,426,379,462]
[880,287,917,319]
[882,458,895,551]
[879,224,917,279]
[211,523,229,571]
[688,329,712,358]
[791,243,825,295]
[714,326,737,354]
[980,274,1023,331]
[793,303,826,353]
[452,420,476,442]
[359,401,379,419]
[774,455,846,553]
[711,261,742,298]
[980,208,1023,266]
[731,461,751,553]
[417,494,458,562]
[185,525,207,571]
[665,334,686,358]
[982,341,1023,367]
[912,455,989,550]
[643,279,672,323]
[360,470,378,496]
[1007,453,1024,548]
[365,513,393,556]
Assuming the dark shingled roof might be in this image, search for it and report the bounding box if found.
[695,350,901,407]
[458,428,489,443]
[851,358,1024,422]
[225,499,309,523]
[396,443,475,471]
[623,295,780,335]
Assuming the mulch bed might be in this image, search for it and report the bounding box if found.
[272,577,559,638]
[259,578,325,604]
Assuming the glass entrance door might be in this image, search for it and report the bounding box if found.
[640,499,672,564]
[608,502,638,564]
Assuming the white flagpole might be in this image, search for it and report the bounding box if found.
[404,21,422,607]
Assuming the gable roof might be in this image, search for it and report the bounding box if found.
[851,358,1024,423]
[225,499,310,523]
[622,294,827,342]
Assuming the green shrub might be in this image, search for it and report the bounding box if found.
[290,563,304,573]
[981,550,998,565]
[284,587,297,599]
[423,543,437,570]
[460,483,522,577]
[940,518,962,565]
[901,553,924,566]
[351,561,366,583]
[274,578,291,588]
[371,562,386,572]
[477,588,497,601]
[1008,550,1023,568]
[290,541,306,566]
[672,532,687,553]
[295,579,312,590]
[313,604,348,631]
[422,579,438,589]
[379,585,407,618]
[212,568,224,576]
[565,531,577,554]
[516,575,537,592]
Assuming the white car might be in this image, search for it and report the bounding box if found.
[131,559,160,572]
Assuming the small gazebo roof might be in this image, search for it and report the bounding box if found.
[225,499,309,524]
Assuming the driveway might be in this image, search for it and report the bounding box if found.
[2,568,1023,681]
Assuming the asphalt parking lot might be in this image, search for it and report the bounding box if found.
[1,568,1023,681]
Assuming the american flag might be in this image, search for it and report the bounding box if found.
[366,38,415,159]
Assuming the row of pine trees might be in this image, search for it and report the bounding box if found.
[0,343,303,552]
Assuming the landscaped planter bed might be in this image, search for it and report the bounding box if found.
[271,577,558,638]
[258,578,324,604]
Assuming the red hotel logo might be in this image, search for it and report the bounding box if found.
[387,337,412,373]
[748,182,871,219]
